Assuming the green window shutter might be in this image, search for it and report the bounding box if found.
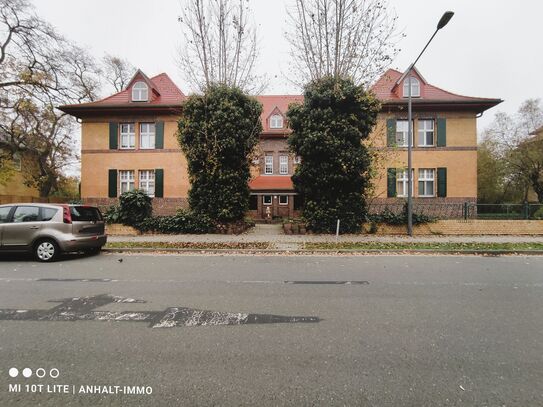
[386,119,396,147]
[387,168,397,197]
[155,169,164,198]
[437,167,447,197]
[108,169,118,198]
[109,123,118,150]
[155,121,164,149]
[437,118,446,147]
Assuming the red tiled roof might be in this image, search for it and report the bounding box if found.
[371,68,501,105]
[249,176,294,191]
[60,71,185,111]
[255,95,303,133]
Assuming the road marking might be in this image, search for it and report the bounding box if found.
[284,280,370,285]
[0,294,320,328]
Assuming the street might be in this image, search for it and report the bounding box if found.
[0,253,542,406]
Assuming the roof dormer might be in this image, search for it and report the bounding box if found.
[268,107,285,130]
[402,76,420,98]
[392,66,427,98]
[132,81,148,101]
[126,69,160,103]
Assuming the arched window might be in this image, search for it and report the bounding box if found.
[403,77,420,97]
[270,114,284,129]
[132,81,149,102]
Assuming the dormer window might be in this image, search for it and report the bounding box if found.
[270,114,284,129]
[132,81,148,102]
[403,77,420,98]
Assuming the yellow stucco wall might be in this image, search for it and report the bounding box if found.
[0,170,39,198]
[80,117,189,198]
[0,153,40,198]
[80,110,478,201]
[369,112,478,199]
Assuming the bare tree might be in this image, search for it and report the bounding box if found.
[286,0,401,86]
[102,54,136,92]
[177,0,263,92]
[483,99,543,203]
[0,0,101,197]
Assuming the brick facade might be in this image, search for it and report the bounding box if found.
[373,220,543,235]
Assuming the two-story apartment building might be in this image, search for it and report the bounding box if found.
[60,68,501,219]
[60,70,189,215]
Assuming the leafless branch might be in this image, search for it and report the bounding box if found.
[286,0,401,87]
[177,0,265,93]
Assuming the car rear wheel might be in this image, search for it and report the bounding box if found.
[34,239,59,262]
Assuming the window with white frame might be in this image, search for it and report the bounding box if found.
[119,170,135,194]
[139,170,155,197]
[279,195,288,205]
[403,76,420,97]
[263,195,272,205]
[396,169,414,198]
[294,155,302,164]
[395,120,413,147]
[140,123,155,149]
[418,169,435,197]
[120,123,135,149]
[279,155,288,174]
[418,119,434,147]
[270,114,284,129]
[264,155,273,174]
[132,81,148,101]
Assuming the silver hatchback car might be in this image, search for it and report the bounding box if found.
[0,203,107,262]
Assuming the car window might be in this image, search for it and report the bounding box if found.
[42,208,58,221]
[0,206,13,223]
[70,206,102,222]
[12,206,40,223]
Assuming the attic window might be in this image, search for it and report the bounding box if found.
[270,114,284,129]
[132,81,149,102]
[403,76,420,98]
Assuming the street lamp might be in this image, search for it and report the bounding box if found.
[406,11,454,236]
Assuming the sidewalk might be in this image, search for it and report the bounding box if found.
[108,224,543,244]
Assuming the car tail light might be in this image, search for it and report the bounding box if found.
[62,205,72,224]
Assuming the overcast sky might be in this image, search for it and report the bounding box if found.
[33,0,543,132]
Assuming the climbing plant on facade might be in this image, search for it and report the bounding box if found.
[287,76,380,233]
[178,85,262,223]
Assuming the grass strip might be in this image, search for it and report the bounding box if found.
[105,241,271,250]
[303,242,543,251]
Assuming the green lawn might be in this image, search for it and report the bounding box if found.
[105,241,271,250]
[303,242,543,251]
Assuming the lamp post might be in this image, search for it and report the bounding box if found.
[406,11,454,236]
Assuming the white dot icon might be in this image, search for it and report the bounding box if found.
[22,368,32,378]
[8,368,19,378]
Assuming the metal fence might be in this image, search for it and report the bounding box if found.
[367,202,543,220]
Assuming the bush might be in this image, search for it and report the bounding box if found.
[368,203,436,225]
[104,205,122,224]
[104,190,152,226]
[533,206,543,220]
[136,209,213,234]
[287,76,380,233]
[178,85,262,223]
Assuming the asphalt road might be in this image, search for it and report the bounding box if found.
[0,253,542,406]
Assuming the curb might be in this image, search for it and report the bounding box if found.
[102,248,543,256]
